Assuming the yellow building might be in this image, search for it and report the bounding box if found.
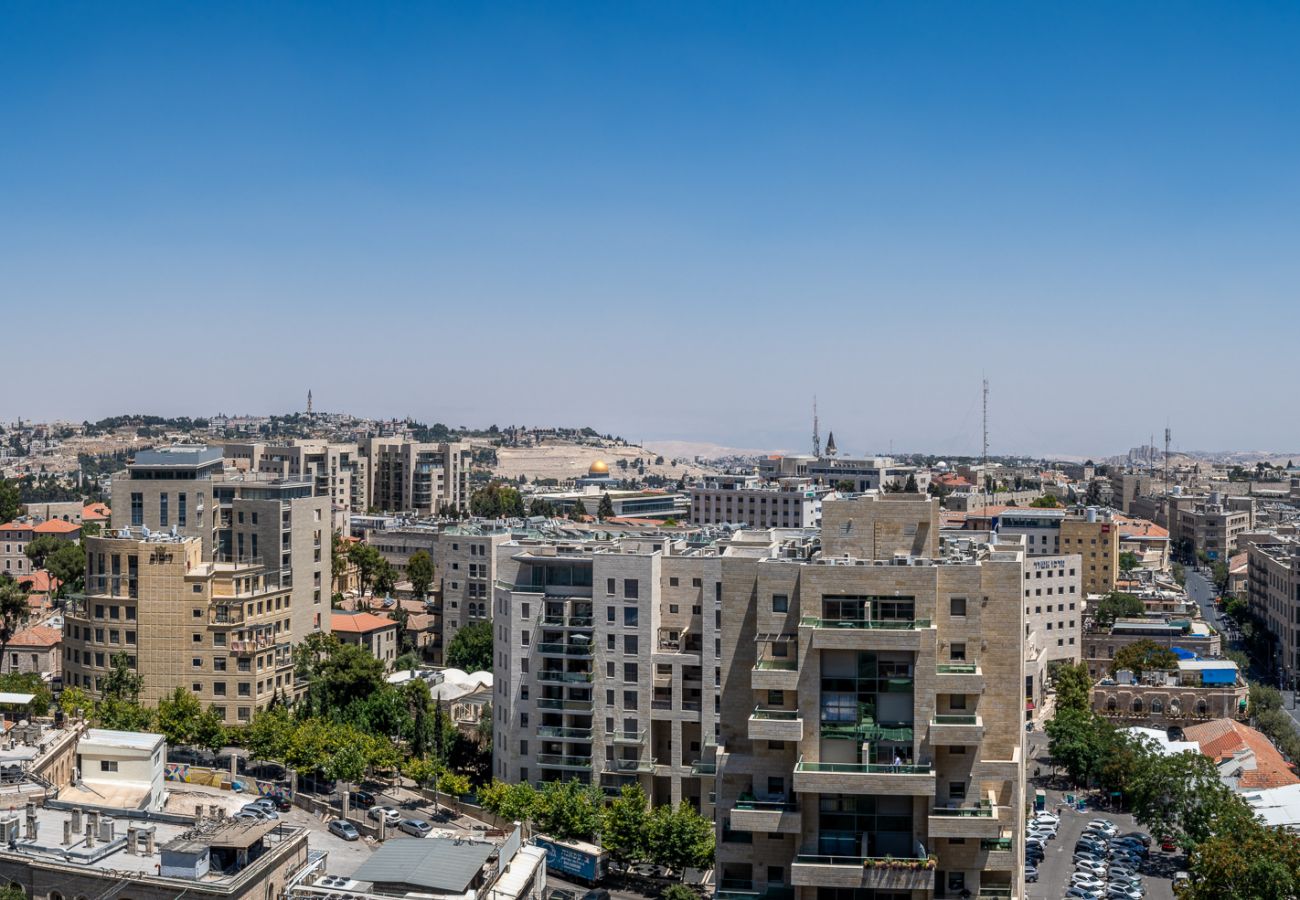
[1061,512,1120,594]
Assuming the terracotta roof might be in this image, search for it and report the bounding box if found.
[15,570,57,595]
[82,503,111,521]
[32,520,80,535]
[1229,552,1249,574]
[331,612,398,634]
[7,626,61,649]
[0,522,31,533]
[1115,515,1169,539]
[1183,719,1300,789]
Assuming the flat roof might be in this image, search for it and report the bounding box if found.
[131,446,223,467]
[81,729,165,751]
[0,693,36,706]
[354,837,495,893]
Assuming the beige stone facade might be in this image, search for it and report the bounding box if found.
[714,495,1024,900]
[1060,514,1120,595]
[362,437,472,515]
[1248,538,1300,689]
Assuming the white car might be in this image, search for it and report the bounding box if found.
[1107,886,1143,900]
[1034,811,1060,825]
[368,806,401,827]
[1070,874,1105,891]
[1076,859,1109,877]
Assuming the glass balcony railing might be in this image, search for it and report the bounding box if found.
[734,799,797,811]
[980,838,1013,850]
[932,714,979,725]
[795,758,931,776]
[799,616,931,630]
[753,659,798,670]
[537,670,593,684]
[931,802,994,817]
[536,726,592,739]
[936,663,978,674]
[536,754,593,769]
[536,697,593,711]
[536,642,593,656]
[750,708,800,720]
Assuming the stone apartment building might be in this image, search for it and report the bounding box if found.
[491,532,722,809]
[0,518,81,581]
[1169,494,1256,561]
[361,437,472,516]
[331,611,399,670]
[1248,538,1300,690]
[224,440,368,532]
[1082,618,1220,681]
[690,475,823,528]
[1,625,62,678]
[713,494,1024,900]
[1060,510,1120,595]
[65,531,299,722]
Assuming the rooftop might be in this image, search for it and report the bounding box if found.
[331,612,398,634]
[1184,718,1300,790]
[130,446,224,468]
[80,729,166,752]
[353,836,495,893]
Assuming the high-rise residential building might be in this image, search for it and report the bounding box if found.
[1248,537,1300,690]
[714,494,1025,900]
[491,532,722,807]
[65,531,299,723]
[1060,510,1121,595]
[1168,493,1256,561]
[361,437,473,516]
[690,475,823,528]
[224,440,368,532]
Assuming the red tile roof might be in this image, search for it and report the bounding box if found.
[1184,719,1300,789]
[16,570,57,595]
[0,522,30,534]
[32,520,80,535]
[82,503,111,521]
[7,626,61,648]
[331,612,397,634]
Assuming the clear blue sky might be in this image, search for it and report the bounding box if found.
[3,2,1298,457]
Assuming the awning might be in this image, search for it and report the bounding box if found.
[1025,701,1035,711]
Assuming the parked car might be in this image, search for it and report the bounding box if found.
[350,790,377,808]
[399,819,432,837]
[231,809,262,822]
[1161,837,1178,852]
[369,806,401,827]
[328,820,360,841]
[1076,860,1109,878]
[249,798,280,815]
[237,805,274,820]
[579,892,611,900]
[1071,874,1105,891]
[1024,865,1038,883]
[1064,888,1102,900]
[1107,886,1143,900]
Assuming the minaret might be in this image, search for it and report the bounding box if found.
[812,396,821,458]
[307,390,313,415]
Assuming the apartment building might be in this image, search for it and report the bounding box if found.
[1021,553,1082,714]
[361,437,472,516]
[0,518,80,580]
[714,494,1024,900]
[1169,494,1256,561]
[225,441,368,532]
[993,508,1065,557]
[491,532,721,808]
[332,611,400,670]
[1248,538,1300,689]
[110,446,331,644]
[1108,473,1153,515]
[1060,510,1120,595]
[65,531,299,722]
[690,475,822,528]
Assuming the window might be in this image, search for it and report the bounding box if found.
[624,635,637,654]
[669,577,679,587]
[623,608,639,626]
[624,579,639,599]
[100,760,119,772]
[623,663,637,682]
[159,493,169,527]
[950,643,967,661]
[192,658,202,668]
[950,597,967,617]
[623,690,638,709]
[772,594,789,613]
[130,493,143,526]
[178,493,187,526]
[606,578,616,595]
[607,607,616,623]
[214,682,227,696]
[767,690,784,706]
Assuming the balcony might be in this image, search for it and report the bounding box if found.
[975,745,1021,782]
[536,754,593,770]
[791,854,935,891]
[729,799,800,834]
[751,659,799,691]
[230,637,284,656]
[929,714,984,745]
[799,616,932,651]
[927,801,1001,839]
[606,730,645,745]
[606,757,655,774]
[537,670,594,684]
[793,758,935,795]
[979,837,1016,870]
[536,726,592,741]
[536,697,593,711]
[747,708,803,742]
[208,606,245,626]
[536,613,595,629]
[689,759,716,776]
[934,663,984,692]
[536,642,593,658]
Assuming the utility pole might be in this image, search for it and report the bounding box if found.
[982,377,989,504]
[1165,425,1171,493]
[812,396,821,458]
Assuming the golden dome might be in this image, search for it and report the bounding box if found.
[589,460,610,475]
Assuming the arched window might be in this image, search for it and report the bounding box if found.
[1197,700,1208,716]
[1106,696,1117,712]
[1169,698,1181,715]
[1132,697,1144,714]
[1151,698,1164,715]
[50,892,64,900]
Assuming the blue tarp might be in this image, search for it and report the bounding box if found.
[1201,669,1236,685]
[1171,647,1197,660]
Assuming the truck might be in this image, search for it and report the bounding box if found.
[534,834,609,885]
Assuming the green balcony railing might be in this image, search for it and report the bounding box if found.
[936,663,978,674]
[537,726,592,739]
[536,697,593,711]
[980,838,1013,851]
[734,799,797,811]
[819,721,915,742]
[795,853,928,866]
[753,659,798,671]
[536,642,593,656]
[932,714,979,725]
[537,670,594,683]
[750,708,800,720]
[537,754,593,769]
[930,803,994,817]
[795,758,931,776]
[691,760,717,775]
[799,616,931,630]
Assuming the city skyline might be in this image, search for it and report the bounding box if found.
[5,4,1300,452]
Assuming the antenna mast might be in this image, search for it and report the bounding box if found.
[1164,425,1171,492]
[982,377,989,502]
[812,396,821,458]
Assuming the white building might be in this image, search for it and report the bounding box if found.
[689,475,822,528]
[74,729,166,811]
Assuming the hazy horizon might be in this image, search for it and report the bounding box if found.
[5,3,1299,456]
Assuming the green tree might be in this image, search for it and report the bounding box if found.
[469,483,526,518]
[98,651,153,731]
[295,633,386,718]
[0,883,27,900]
[1119,551,1140,575]
[602,784,650,865]
[1185,817,1300,900]
[193,708,227,754]
[479,780,540,822]
[1128,745,1248,850]
[834,480,855,493]
[1052,662,1094,714]
[597,492,615,520]
[528,498,556,517]
[647,802,715,875]
[661,886,699,900]
[1111,639,1179,677]
[372,559,398,597]
[0,577,29,669]
[445,621,493,672]
[246,706,295,762]
[1046,706,1110,785]
[903,473,919,493]
[348,542,384,596]
[1091,592,1145,628]
[44,541,85,597]
[326,743,368,785]
[23,534,64,570]
[407,551,434,599]
[58,686,93,719]
[157,685,204,747]
[405,679,435,759]
[0,480,20,524]
[1029,495,1060,508]
[534,779,604,842]
[438,771,471,797]
[0,673,50,716]
[568,500,588,521]
[1212,561,1230,592]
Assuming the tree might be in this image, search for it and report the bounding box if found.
[1046,707,1111,785]
[834,480,855,493]
[0,480,20,524]
[661,886,699,900]
[157,686,204,747]
[469,483,526,518]
[372,559,398,597]
[529,498,556,517]
[602,784,650,865]
[0,577,29,670]
[1185,816,1300,900]
[44,542,85,597]
[568,500,587,521]
[58,686,93,719]
[1029,495,1060,508]
[246,706,295,762]
[534,779,604,842]
[295,634,386,718]
[23,534,64,570]
[1128,745,1248,850]
[446,621,493,672]
[647,802,715,875]
[479,780,540,822]
[903,474,919,493]
[1052,662,1094,714]
[405,678,435,760]
[1111,639,1179,677]
[407,551,434,599]
[0,883,27,900]
[597,492,615,520]
[348,542,384,596]
[438,771,471,797]
[325,743,368,785]
[1091,592,1145,628]
[1119,551,1140,576]
[193,708,227,754]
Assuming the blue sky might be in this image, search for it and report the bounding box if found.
[3,2,1298,457]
